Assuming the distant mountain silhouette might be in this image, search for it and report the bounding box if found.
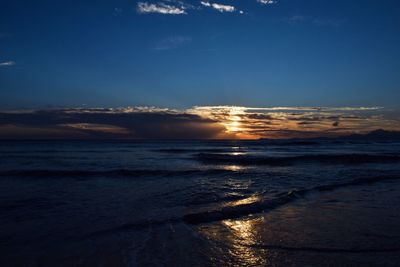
[263,129,400,143]
[340,129,400,141]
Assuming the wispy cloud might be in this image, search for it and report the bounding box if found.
[200,1,211,7]
[201,1,236,13]
[211,3,235,13]
[155,36,192,50]
[137,0,244,15]
[112,7,122,16]
[0,61,15,67]
[257,0,277,5]
[193,106,383,112]
[137,2,186,15]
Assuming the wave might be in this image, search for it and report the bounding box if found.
[0,169,235,179]
[86,174,400,238]
[183,175,400,224]
[185,192,250,206]
[195,153,400,166]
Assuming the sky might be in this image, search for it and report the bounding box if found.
[1,0,400,139]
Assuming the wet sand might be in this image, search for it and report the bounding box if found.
[196,180,400,266]
[2,180,399,266]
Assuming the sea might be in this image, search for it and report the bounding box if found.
[1,140,400,266]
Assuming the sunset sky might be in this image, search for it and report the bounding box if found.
[1,106,399,139]
[1,0,400,138]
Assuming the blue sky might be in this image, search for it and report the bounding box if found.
[1,0,400,109]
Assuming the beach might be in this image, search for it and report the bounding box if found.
[0,140,399,266]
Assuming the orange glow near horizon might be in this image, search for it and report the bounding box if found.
[189,105,400,140]
[1,106,400,140]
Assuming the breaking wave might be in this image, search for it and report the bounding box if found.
[89,174,400,237]
[183,175,400,224]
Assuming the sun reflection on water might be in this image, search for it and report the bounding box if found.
[226,195,261,207]
[223,165,244,172]
[229,152,246,156]
[197,194,268,265]
[198,217,268,266]
[222,219,255,241]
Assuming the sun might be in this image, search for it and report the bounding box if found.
[226,115,242,132]
[190,106,261,139]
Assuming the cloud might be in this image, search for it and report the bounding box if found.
[137,1,241,15]
[192,106,383,112]
[0,106,398,140]
[200,1,211,7]
[137,2,186,15]
[0,108,229,139]
[0,61,15,67]
[257,0,277,5]
[201,1,236,13]
[211,3,235,12]
[155,36,192,50]
[112,7,122,16]
[189,106,400,139]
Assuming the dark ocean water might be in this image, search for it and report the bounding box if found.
[1,140,400,266]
